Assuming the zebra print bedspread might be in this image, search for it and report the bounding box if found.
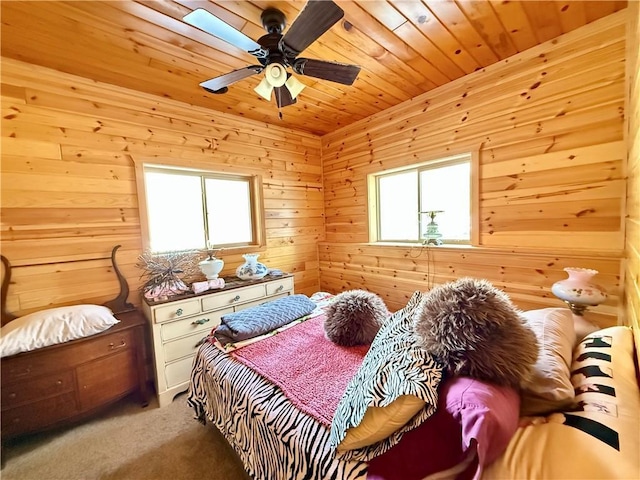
[187,342,368,480]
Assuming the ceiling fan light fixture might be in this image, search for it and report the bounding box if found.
[265,63,287,87]
[254,76,274,101]
[187,1,360,111]
[285,75,305,99]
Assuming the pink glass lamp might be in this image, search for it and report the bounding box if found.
[551,267,607,316]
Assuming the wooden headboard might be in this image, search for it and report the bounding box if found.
[1,245,135,326]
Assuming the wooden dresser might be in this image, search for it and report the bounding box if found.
[142,274,294,407]
[1,310,149,441]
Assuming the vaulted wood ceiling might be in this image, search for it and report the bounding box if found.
[1,1,627,135]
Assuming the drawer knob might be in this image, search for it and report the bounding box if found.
[275,285,284,292]
[176,308,184,316]
[231,295,241,302]
[109,340,127,350]
[192,318,210,325]
[56,380,63,385]
[8,392,16,399]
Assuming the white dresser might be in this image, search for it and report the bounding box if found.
[142,275,294,407]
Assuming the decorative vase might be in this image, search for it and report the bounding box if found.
[551,267,607,315]
[199,256,224,280]
[236,253,268,280]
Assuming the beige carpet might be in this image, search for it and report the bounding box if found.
[1,393,250,480]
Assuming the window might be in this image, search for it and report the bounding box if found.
[368,153,474,244]
[140,164,264,253]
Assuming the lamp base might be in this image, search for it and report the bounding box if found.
[563,301,589,316]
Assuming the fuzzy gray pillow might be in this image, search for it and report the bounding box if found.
[324,290,389,346]
[413,278,539,389]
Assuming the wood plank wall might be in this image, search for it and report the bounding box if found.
[320,11,628,327]
[1,59,323,316]
[625,1,640,344]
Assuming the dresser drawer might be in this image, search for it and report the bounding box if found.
[77,349,138,410]
[165,356,195,388]
[266,276,294,295]
[1,392,78,437]
[154,298,201,324]
[1,355,61,384]
[163,332,208,363]
[234,293,290,311]
[161,308,230,342]
[1,371,75,409]
[1,329,134,383]
[68,329,136,365]
[201,284,266,311]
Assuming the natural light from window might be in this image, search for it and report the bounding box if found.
[379,171,419,241]
[204,178,252,245]
[143,168,256,253]
[145,172,205,252]
[372,154,472,244]
[420,162,470,241]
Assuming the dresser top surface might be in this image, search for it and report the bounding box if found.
[142,273,293,307]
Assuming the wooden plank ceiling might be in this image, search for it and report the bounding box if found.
[0,0,627,135]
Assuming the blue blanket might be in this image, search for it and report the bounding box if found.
[214,294,317,345]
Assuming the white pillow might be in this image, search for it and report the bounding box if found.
[0,304,120,357]
[520,308,576,416]
[485,327,640,479]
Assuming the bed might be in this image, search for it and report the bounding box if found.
[187,290,640,480]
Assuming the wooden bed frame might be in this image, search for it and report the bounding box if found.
[1,246,149,447]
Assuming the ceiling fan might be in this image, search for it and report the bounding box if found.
[183,0,361,109]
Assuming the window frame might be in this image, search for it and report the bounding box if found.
[134,158,266,254]
[367,150,479,246]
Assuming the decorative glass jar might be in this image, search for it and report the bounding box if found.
[551,267,607,315]
[236,253,268,280]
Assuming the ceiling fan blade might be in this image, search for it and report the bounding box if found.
[200,66,263,93]
[184,9,267,57]
[292,58,360,85]
[274,85,297,108]
[280,0,344,56]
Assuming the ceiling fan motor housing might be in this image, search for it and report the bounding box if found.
[261,8,286,34]
[257,33,287,67]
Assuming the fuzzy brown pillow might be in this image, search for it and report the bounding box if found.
[324,290,389,346]
[413,278,538,388]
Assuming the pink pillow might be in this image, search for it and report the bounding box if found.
[367,377,520,480]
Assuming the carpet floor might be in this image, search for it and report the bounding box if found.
[1,393,250,480]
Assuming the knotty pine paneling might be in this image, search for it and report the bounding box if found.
[320,12,629,327]
[1,58,322,316]
[625,0,640,345]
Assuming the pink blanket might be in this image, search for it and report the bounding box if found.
[231,314,368,427]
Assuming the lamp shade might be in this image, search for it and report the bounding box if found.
[551,267,607,315]
[264,63,287,87]
[285,75,305,99]
[254,76,273,101]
